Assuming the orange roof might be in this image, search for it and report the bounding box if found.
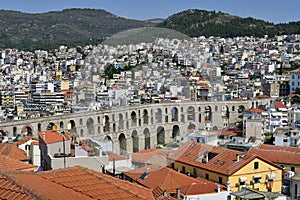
[38,130,70,144]
[1,166,155,200]
[0,155,36,171]
[208,130,238,136]
[248,148,300,165]
[258,144,300,153]
[106,151,126,161]
[273,101,287,109]
[16,136,38,145]
[256,95,270,99]
[245,108,266,113]
[168,142,280,176]
[38,166,154,199]
[290,68,300,73]
[288,94,300,98]
[0,175,33,200]
[124,165,220,195]
[132,149,173,166]
[181,181,225,195]
[0,143,29,161]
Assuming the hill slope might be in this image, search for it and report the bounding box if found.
[0,9,150,50]
[157,9,300,37]
[102,27,190,46]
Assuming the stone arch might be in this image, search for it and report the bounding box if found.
[156,108,162,123]
[98,126,101,134]
[80,129,84,137]
[171,107,179,122]
[215,105,218,112]
[22,125,33,136]
[222,106,230,128]
[143,109,149,125]
[204,106,212,121]
[59,121,64,130]
[68,120,76,133]
[187,106,195,121]
[97,116,101,124]
[118,133,126,155]
[13,127,17,137]
[252,102,254,108]
[132,130,139,153]
[157,126,165,145]
[232,106,235,112]
[256,101,259,108]
[119,113,124,130]
[131,111,137,127]
[79,118,83,125]
[143,128,150,150]
[198,107,201,112]
[172,125,180,138]
[103,115,110,132]
[113,123,116,132]
[86,118,94,135]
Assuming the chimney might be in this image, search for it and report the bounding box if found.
[236,154,239,162]
[42,132,45,141]
[176,188,180,199]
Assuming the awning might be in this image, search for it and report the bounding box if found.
[239,176,248,182]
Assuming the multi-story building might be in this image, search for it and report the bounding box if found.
[168,142,282,193]
[268,101,289,132]
[290,68,300,94]
[243,108,267,139]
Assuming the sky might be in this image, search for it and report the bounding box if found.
[1,0,300,24]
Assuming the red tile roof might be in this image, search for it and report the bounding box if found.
[256,95,271,99]
[168,142,279,176]
[38,166,155,200]
[1,166,155,200]
[0,143,29,161]
[247,148,300,165]
[15,136,38,145]
[245,108,266,113]
[106,151,127,161]
[288,94,300,98]
[132,148,173,166]
[0,155,36,171]
[273,101,287,109]
[290,68,300,73]
[38,130,70,144]
[0,175,33,200]
[208,130,238,136]
[180,182,224,195]
[124,165,220,195]
[258,144,300,153]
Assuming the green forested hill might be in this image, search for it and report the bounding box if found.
[157,9,300,38]
[0,9,150,50]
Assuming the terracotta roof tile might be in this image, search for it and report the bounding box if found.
[124,165,220,195]
[245,108,266,113]
[258,144,300,153]
[0,143,29,161]
[273,101,287,109]
[255,95,270,99]
[290,68,300,73]
[38,166,155,200]
[0,175,33,200]
[38,130,70,144]
[208,130,238,136]
[15,136,38,145]
[247,148,300,165]
[132,149,173,166]
[106,151,127,161]
[0,155,36,171]
[168,142,263,176]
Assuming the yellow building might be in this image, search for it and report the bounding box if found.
[168,142,282,193]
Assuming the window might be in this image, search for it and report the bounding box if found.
[254,162,259,169]
[283,139,288,143]
[182,166,186,173]
[219,177,223,184]
[253,176,261,183]
[205,173,209,180]
[193,168,198,177]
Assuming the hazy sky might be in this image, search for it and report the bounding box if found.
[1,0,300,23]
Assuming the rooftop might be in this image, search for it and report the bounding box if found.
[0,143,29,161]
[38,130,70,145]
